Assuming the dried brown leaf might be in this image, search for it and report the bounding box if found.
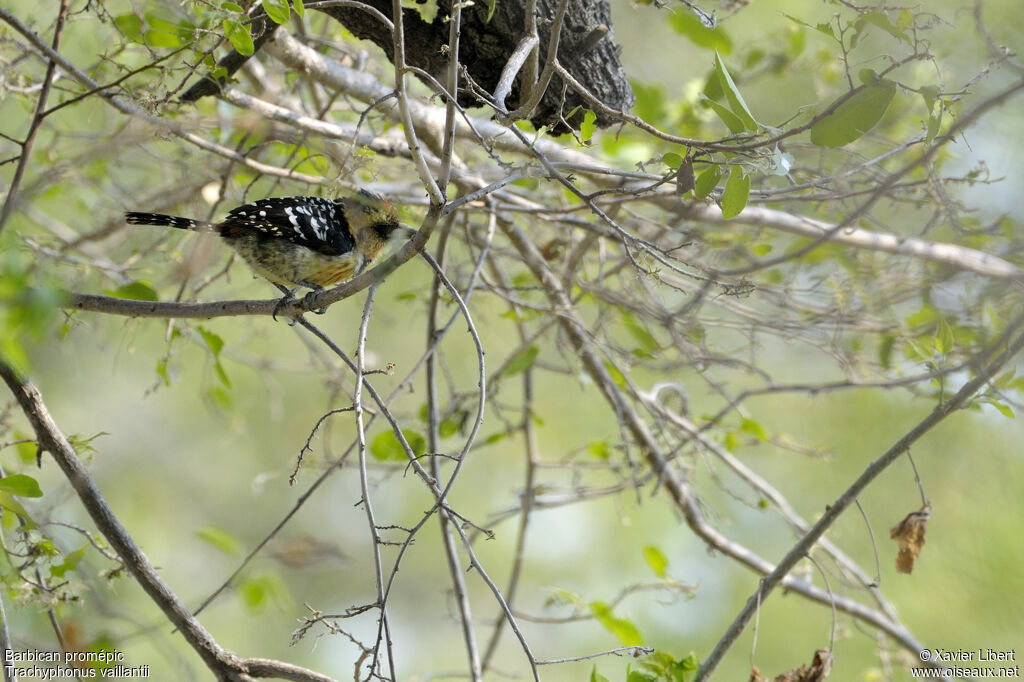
[890,503,931,574]
[773,648,834,682]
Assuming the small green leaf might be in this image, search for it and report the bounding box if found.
[643,545,668,578]
[994,369,1017,389]
[223,19,254,56]
[486,0,496,22]
[694,165,722,198]
[221,1,244,11]
[142,14,193,48]
[196,526,242,556]
[590,601,644,646]
[0,474,43,498]
[114,14,144,41]
[699,94,746,135]
[662,152,684,169]
[810,83,896,147]
[920,85,941,112]
[292,0,304,17]
[502,346,539,377]
[591,665,611,682]
[627,669,657,682]
[751,243,772,256]
[437,419,459,439]
[669,11,732,53]
[933,318,954,355]
[983,399,1015,418]
[105,281,159,301]
[858,68,879,86]
[720,166,750,219]
[623,313,659,353]
[580,110,598,143]
[263,0,290,25]
[197,326,224,356]
[714,51,757,131]
[739,417,767,441]
[155,357,171,386]
[238,572,288,612]
[603,361,627,389]
[50,547,86,578]
[781,13,835,39]
[0,491,33,521]
[588,440,611,460]
[878,335,895,369]
[858,11,909,43]
[370,429,426,461]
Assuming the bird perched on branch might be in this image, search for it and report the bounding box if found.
[125,190,408,318]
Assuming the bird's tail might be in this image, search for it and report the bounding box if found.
[124,212,216,231]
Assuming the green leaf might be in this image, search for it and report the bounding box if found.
[0,474,43,498]
[114,14,144,41]
[502,346,539,377]
[588,440,611,460]
[982,399,1014,418]
[668,11,732,53]
[142,14,194,48]
[720,166,750,219]
[223,19,255,56]
[739,417,767,441]
[370,429,426,461]
[858,68,880,86]
[155,357,171,387]
[292,0,305,17]
[933,317,954,355]
[810,83,896,147]
[197,326,224,356]
[486,0,496,22]
[643,545,668,578]
[920,85,941,112]
[263,0,290,25]
[623,313,659,353]
[105,281,158,301]
[694,165,722,199]
[857,11,909,43]
[714,51,757,132]
[580,110,597,143]
[591,665,611,682]
[196,525,242,556]
[590,601,644,646]
[781,13,835,39]
[0,491,33,522]
[602,361,627,389]
[878,335,895,370]
[221,1,244,11]
[239,573,288,612]
[50,547,86,578]
[699,94,746,135]
[662,152,684,169]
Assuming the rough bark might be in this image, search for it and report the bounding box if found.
[183,1,634,131]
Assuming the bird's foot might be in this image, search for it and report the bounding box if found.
[272,286,298,324]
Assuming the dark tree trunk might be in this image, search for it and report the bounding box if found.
[183,1,634,131]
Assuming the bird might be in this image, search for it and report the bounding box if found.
[125,190,408,318]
